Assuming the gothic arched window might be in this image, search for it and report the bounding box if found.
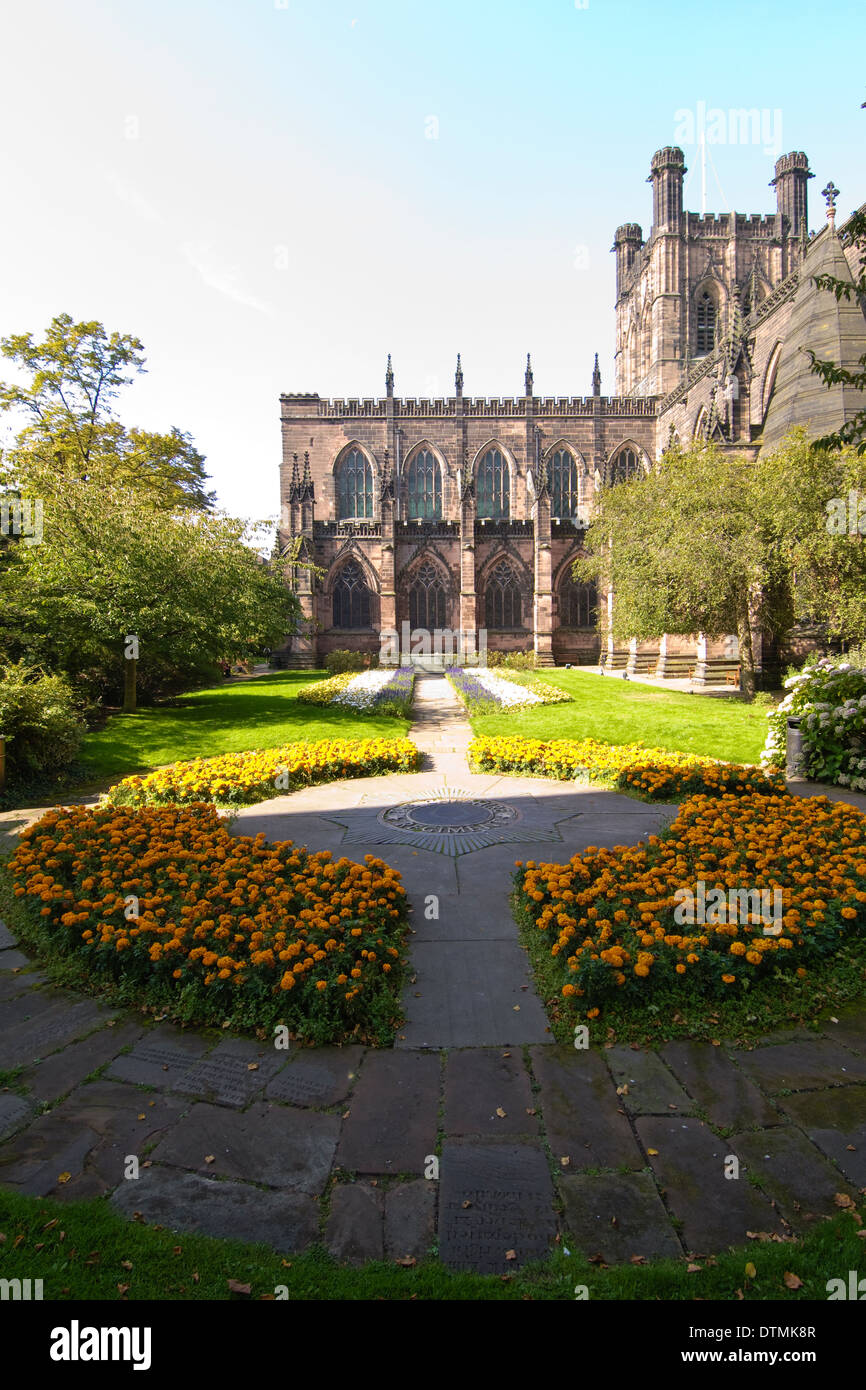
[608,446,643,486]
[549,449,580,520]
[409,561,447,630]
[484,561,523,629]
[560,576,598,629]
[696,290,717,354]
[476,449,510,519]
[332,559,372,629]
[336,448,373,520]
[406,449,442,520]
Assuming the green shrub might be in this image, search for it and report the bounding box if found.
[0,661,89,783]
[486,651,537,670]
[324,650,379,675]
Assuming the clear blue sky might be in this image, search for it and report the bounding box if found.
[0,0,862,525]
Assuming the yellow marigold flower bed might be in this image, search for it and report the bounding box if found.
[103,738,421,808]
[7,803,409,1044]
[470,734,783,801]
[513,791,866,1016]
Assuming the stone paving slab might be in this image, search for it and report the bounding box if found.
[0,950,35,971]
[635,1116,786,1253]
[385,1179,437,1260]
[106,1025,213,1088]
[0,969,47,1002]
[529,1045,643,1170]
[660,1039,781,1131]
[778,1086,866,1186]
[0,997,115,1071]
[335,1050,440,1173]
[438,1140,557,1273]
[731,1039,866,1093]
[265,1047,365,1109]
[325,1182,384,1264]
[111,1166,321,1254]
[173,1037,285,1109]
[820,1010,866,1054]
[444,1048,538,1137]
[0,1080,186,1198]
[21,1020,145,1103]
[397,940,550,1048]
[605,1045,696,1115]
[152,1100,340,1195]
[0,1093,33,1141]
[408,891,518,942]
[0,920,17,949]
[730,1125,859,1225]
[559,1171,683,1264]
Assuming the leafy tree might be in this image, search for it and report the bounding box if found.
[0,313,215,508]
[574,441,792,697]
[0,476,300,710]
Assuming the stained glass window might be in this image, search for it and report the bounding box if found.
[407,449,442,520]
[485,560,522,629]
[336,448,373,520]
[332,559,372,628]
[476,449,509,519]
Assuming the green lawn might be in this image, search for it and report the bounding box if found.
[0,1187,862,1302]
[473,670,770,764]
[77,672,411,783]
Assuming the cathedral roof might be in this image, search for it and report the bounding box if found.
[760,222,866,450]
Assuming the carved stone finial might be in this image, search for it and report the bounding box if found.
[592,352,601,397]
[822,181,840,230]
[385,353,394,396]
[455,353,464,394]
[525,353,533,396]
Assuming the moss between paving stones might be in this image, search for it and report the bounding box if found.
[0,1187,862,1300]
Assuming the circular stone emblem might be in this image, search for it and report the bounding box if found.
[380,796,519,835]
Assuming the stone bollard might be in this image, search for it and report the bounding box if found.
[786,717,804,779]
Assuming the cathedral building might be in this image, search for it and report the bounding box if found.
[276,146,866,680]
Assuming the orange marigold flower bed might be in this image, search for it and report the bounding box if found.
[103,738,421,808]
[7,803,409,1044]
[470,735,783,801]
[512,791,866,1017]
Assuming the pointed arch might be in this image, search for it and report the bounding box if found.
[330,553,377,629]
[544,441,584,520]
[333,443,375,521]
[761,341,784,419]
[605,441,649,487]
[402,441,444,520]
[693,406,709,442]
[405,555,450,630]
[481,555,525,630]
[694,278,724,355]
[473,441,513,519]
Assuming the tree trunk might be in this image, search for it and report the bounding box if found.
[123,657,137,714]
[737,604,757,701]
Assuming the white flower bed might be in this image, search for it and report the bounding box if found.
[472,669,543,708]
[332,669,402,711]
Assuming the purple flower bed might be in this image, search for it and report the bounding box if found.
[372,666,416,713]
[445,666,501,712]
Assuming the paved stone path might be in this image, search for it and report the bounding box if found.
[1,674,866,1275]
